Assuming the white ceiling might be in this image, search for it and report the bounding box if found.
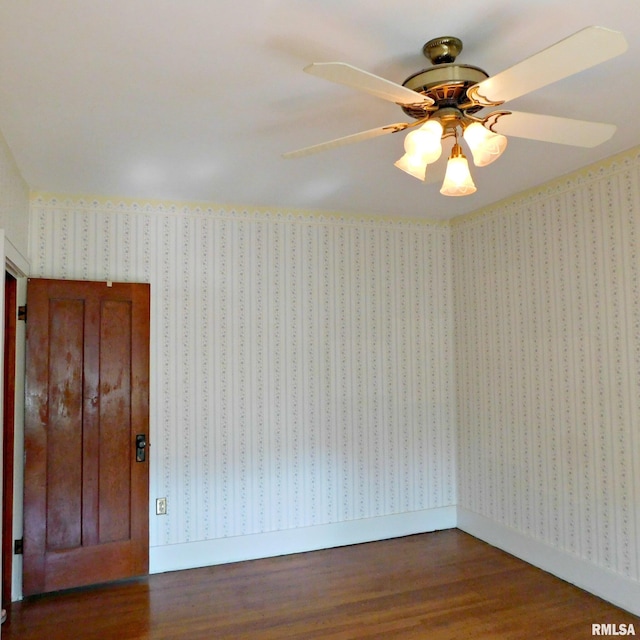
[0,1,638,220]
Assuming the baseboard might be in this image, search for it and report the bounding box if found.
[457,507,640,617]
[150,506,456,574]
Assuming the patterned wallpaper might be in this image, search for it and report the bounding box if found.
[26,145,640,590]
[28,200,456,547]
[453,149,640,583]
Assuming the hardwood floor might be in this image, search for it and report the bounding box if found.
[4,530,639,639]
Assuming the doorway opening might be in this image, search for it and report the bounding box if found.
[2,272,17,620]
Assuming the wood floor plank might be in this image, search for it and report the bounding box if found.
[4,530,639,639]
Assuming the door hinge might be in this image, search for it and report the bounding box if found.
[14,539,23,555]
[18,305,27,322]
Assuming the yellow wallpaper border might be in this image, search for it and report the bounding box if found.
[451,144,640,227]
[29,191,449,230]
[30,143,640,230]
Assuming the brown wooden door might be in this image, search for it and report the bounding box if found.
[23,278,150,596]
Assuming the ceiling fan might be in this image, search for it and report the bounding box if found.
[283,26,628,196]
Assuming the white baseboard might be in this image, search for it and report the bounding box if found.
[150,506,456,574]
[457,507,640,617]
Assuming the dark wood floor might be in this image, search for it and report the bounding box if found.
[4,530,639,639]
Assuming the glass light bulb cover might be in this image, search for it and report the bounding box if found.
[440,155,477,196]
[420,119,444,137]
[463,122,507,167]
[394,153,428,181]
[403,120,443,164]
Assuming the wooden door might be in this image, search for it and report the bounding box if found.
[23,278,150,596]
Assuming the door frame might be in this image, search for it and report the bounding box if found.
[3,271,17,613]
[0,231,29,604]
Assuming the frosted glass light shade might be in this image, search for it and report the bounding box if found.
[404,119,444,163]
[440,144,476,196]
[394,153,428,180]
[394,119,443,180]
[463,122,508,167]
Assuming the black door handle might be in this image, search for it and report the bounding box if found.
[136,434,147,462]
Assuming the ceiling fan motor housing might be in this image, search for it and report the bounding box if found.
[401,63,489,119]
[401,37,489,119]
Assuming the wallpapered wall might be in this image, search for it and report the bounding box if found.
[25,146,640,600]
[28,201,456,548]
[453,150,640,584]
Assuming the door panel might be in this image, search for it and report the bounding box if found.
[99,300,133,544]
[47,298,84,551]
[24,279,150,596]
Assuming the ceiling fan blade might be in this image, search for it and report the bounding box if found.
[283,123,410,159]
[487,111,616,147]
[304,62,434,107]
[470,26,627,104]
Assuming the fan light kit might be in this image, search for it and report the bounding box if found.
[283,27,628,197]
